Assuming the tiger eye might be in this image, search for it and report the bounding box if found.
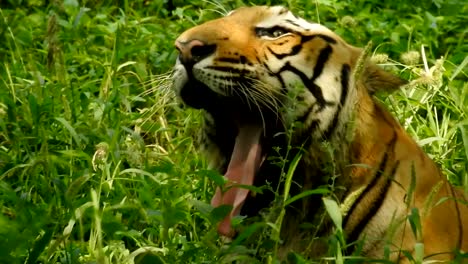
[273,29,285,37]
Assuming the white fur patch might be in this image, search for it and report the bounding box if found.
[173,61,188,95]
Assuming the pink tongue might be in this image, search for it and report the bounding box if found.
[210,124,264,237]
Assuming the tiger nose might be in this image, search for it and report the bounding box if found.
[175,39,216,65]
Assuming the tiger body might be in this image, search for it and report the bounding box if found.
[173,6,467,262]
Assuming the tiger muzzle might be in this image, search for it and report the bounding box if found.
[175,39,216,66]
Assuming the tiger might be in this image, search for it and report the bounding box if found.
[172,5,468,262]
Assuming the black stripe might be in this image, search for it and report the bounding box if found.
[215,57,241,64]
[311,45,333,81]
[262,62,288,95]
[309,44,333,112]
[268,44,303,60]
[295,33,337,45]
[355,161,401,256]
[347,161,400,246]
[239,56,248,64]
[278,7,289,15]
[277,41,335,112]
[276,40,290,46]
[296,103,316,124]
[277,74,288,96]
[322,64,350,139]
[263,62,274,75]
[291,34,337,45]
[267,34,335,60]
[215,56,252,65]
[278,62,330,110]
[343,132,398,248]
[205,66,250,74]
[307,119,320,134]
[314,34,337,44]
[285,19,301,27]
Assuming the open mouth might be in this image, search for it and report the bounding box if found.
[211,122,267,237]
[179,78,278,237]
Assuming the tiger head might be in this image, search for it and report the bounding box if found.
[172,6,406,237]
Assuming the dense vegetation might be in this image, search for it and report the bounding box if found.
[0,0,466,263]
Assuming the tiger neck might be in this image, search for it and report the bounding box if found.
[304,92,398,200]
[347,97,400,188]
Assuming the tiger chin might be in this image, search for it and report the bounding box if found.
[172,5,467,263]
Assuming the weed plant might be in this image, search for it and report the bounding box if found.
[0,0,466,263]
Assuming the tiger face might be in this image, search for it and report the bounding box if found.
[172,5,467,261]
[174,6,358,137]
[173,5,366,238]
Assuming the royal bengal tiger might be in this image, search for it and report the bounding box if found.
[172,5,467,262]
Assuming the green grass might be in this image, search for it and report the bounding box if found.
[0,0,466,263]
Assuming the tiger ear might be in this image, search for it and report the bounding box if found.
[362,63,408,94]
